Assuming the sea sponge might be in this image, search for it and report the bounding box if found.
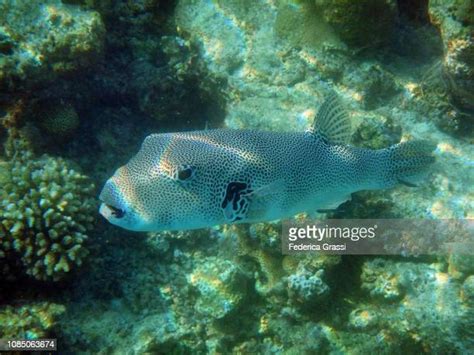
[0,151,96,281]
[36,101,80,138]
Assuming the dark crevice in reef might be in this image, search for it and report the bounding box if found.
[397,0,430,25]
[391,38,442,66]
[0,111,7,150]
[322,256,366,327]
[357,0,442,68]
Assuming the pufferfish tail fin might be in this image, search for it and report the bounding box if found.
[311,92,352,145]
[386,140,436,187]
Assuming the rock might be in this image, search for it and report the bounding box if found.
[314,0,398,48]
[0,0,105,91]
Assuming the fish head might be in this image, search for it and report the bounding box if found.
[99,133,216,231]
[99,169,149,231]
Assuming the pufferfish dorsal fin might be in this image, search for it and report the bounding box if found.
[310,92,351,145]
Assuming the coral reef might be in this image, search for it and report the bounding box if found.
[0,0,105,91]
[346,63,402,110]
[174,0,319,132]
[0,302,65,340]
[314,0,398,47]
[235,224,287,297]
[0,0,472,353]
[35,100,80,138]
[448,253,474,279]
[361,258,404,301]
[356,258,474,353]
[70,0,226,127]
[429,0,474,115]
[188,256,250,319]
[0,159,10,185]
[352,111,402,149]
[287,268,329,306]
[462,275,474,305]
[256,316,329,353]
[0,151,95,281]
[274,1,340,50]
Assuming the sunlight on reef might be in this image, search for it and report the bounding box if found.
[0,0,473,353]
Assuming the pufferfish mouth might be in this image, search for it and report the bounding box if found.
[102,203,126,219]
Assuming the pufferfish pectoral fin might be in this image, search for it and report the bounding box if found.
[243,179,285,198]
[310,92,351,145]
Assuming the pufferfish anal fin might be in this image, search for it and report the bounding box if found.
[310,92,351,145]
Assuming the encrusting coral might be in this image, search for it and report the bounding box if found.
[361,258,404,301]
[0,302,65,340]
[287,268,329,306]
[188,256,250,319]
[0,151,96,281]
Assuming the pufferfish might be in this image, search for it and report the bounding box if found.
[99,93,435,232]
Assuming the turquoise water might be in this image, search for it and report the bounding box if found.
[0,1,473,353]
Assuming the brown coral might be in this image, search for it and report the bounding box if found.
[0,152,96,281]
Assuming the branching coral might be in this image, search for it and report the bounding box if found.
[0,151,96,281]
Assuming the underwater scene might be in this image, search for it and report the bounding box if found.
[0,0,473,354]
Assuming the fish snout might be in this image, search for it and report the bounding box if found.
[98,180,127,221]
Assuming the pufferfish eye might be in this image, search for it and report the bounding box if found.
[174,164,196,182]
